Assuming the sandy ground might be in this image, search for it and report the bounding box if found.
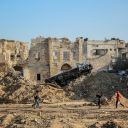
[0,102,128,128]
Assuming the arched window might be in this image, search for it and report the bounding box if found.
[61,63,72,72]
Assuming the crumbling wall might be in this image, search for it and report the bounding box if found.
[27,37,86,83]
[85,39,126,71]
[25,38,50,83]
[45,37,86,76]
[0,39,29,73]
[88,53,112,72]
[86,40,119,59]
[27,36,128,83]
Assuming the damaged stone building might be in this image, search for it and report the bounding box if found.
[0,39,28,74]
[0,37,127,83]
[24,37,85,83]
[85,39,127,71]
[24,36,127,83]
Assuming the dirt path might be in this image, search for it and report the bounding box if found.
[0,102,128,128]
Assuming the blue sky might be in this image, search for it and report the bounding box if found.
[0,0,128,42]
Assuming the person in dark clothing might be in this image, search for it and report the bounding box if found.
[32,90,41,109]
[96,94,102,109]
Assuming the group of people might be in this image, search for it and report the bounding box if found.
[32,72,128,109]
[96,90,123,109]
[32,89,123,109]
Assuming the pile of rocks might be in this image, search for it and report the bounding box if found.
[0,69,32,103]
[89,120,124,128]
[0,113,51,128]
[0,69,128,104]
[66,72,128,103]
[0,114,126,128]
[0,69,69,103]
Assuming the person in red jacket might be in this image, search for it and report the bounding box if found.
[115,90,121,108]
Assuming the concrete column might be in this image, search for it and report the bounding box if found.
[78,39,84,63]
[48,39,53,76]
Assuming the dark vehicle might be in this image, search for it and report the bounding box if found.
[45,63,93,86]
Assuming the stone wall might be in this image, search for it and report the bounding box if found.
[86,40,123,59]
[0,39,28,72]
[1,37,127,83]
[25,37,86,82]
[85,39,126,71]
[25,36,128,83]
[24,38,50,83]
[88,53,112,72]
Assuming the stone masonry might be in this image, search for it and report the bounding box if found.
[24,36,127,83]
[24,37,85,83]
[0,37,127,83]
[85,39,126,71]
[0,39,28,73]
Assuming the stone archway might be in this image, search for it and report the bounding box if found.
[61,63,72,72]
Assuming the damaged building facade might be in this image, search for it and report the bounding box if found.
[0,37,127,83]
[24,36,127,83]
[85,39,126,71]
[0,39,28,74]
[24,37,85,83]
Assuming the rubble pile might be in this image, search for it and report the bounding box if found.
[0,70,128,128]
[0,69,128,104]
[0,113,127,128]
[89,120,124,128]
[0,113,50,128]
[0,69,69,103]
[0,69,33,103]
[66,72,128,102]
[39,85,69,103]
[101,120,125,128]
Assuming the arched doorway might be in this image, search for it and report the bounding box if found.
[61,63,72,72]
[13,65,23,76]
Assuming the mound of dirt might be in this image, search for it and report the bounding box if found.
[0,69,69,103]
[1,113,51,128]
[89,120,124,128]
[1,113,126,128]
[0,69,128,105]
[2,114,14,128]
[66,72,128,103]
[102,120,124,128]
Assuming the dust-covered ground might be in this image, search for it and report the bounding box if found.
[0,70,128,104]
[0,69,128,127]
[0,102,128,128]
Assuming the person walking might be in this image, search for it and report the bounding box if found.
[96,94,102,109]
[115,90,121,108]
[32,90,41,109]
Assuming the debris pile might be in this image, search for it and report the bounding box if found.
[2,114,50,128]
[0,70,128,127]
[89,120,124,128]
[0,69,128,105]
[102,121,122,128]
[0,69,32,103]
[0,69,69,103]
[0,113,127,128]
[66,72,128,103]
